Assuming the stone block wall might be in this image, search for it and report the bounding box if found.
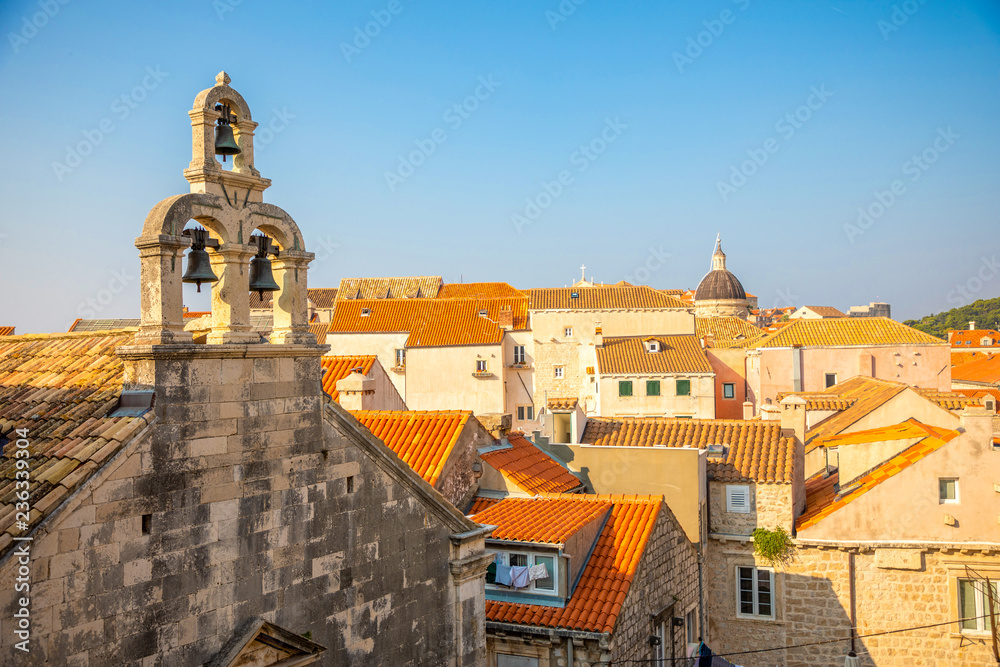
[610,502,701,664]
[708,481,795,538]
[0,346,487,666]
[705,540,1000,666]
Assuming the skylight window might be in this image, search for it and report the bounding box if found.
[360,308,371,316]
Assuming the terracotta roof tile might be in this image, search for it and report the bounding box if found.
[793,306,847,318]
[352,410,470,486]
[796,426,960,531]
[753,317,945,348]
[309,323,329,346]
[437,283,526,299]
[479,433,583,495]
[597,335,712,375]
[527,286,687,311]
[0,330,152,559]
[951,355,1000,384]
[476,494,662,634]
[546,398,578,411]
[799,377,910,447]
[468,495,503,514]
[474,496,611,544]
[695,317,764,349]
[949,330,1000,348]
[580,417,794,484]
[811,418,952,448]
[337,276,442,300]
[320,356,377,402]
[0,327,15,336]
[912,388,975,410]
[328,297,528,347]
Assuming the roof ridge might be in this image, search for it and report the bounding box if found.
[1,329,137,342]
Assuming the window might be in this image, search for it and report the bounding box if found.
[554,366,564,379]
[533,555,554,590]
[498,655,539,667]
[723,383,735,399]
[726,485,751,513]
[360,308,371,317]
[737,566,774,619]
[676,379,691,396]
[513,345,526,364]
[825,373,838,388]
[647,341,659,353]
[646,380,660,396]
[488,551,557,594]
[619,381,633,397]
[395,348,406,367]
[959,579,999,632]
[686,608,698,646]
[939,478,959,504]
[564,327,573,337]
[516,405,534,421]
[476,360,487,373]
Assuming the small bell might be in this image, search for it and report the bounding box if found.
[181,228,218,292]
[248,234,280,300]
[214,103,241,162]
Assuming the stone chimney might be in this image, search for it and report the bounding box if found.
[701,333,714,349]
[779,395,807,444]
[742,401,754,420]
[335,370,375,411]
[959,404,992,444]
[970,321,977,330]
[594,323,603,348]
[497,307,513,330]
[759,403,780,421]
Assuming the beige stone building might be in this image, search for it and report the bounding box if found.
[471,494,701,666]
[0,73,492,666]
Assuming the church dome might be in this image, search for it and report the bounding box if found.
[695,238,746,301]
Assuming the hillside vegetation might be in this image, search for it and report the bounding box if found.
[904,297,1000,339]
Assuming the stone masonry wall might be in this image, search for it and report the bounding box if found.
[610,502,701,664]
[0,348,484,666]
[708,481,794,537]
[705,540,1000,667]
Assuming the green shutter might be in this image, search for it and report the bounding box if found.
[646,380,660,396]
[676,379,691,396]
[619,381,633,397]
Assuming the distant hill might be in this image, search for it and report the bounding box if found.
[904,297,1000,340]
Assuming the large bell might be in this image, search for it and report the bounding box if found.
[181,229,218,292]
[214,103,241,162]
[248,235,280,300]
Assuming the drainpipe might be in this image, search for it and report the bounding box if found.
[849,550,857,654]
[566,637,574,666]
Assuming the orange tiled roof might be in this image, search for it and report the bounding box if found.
[352,410,470,486]
[527,286,688,311]
[0,327,15,336]
[597,335,712,375]
[251,287,340,309]
[951,350,990,366]
[695,317,764,349]
[320,355,377,401]
[912,388,975,410]
[437,282,526,299]
[328,297,528,347]
[949,329,1000,348]
[801,377,910,446]
[546,398,578,411]
[581,417,795,483]
[951,355,1000,384]
[774,392,856,411]
[474,495,611,544]
[0,330,153,558]
[953,387,1000,409]
[68,318,141,332]
[468,495,503,514]
[811,418,953,448]
[337,276,442,300]
[476,494,661,633]
[479,432,583,494]
[794,306,847,318]
[796,426,960,531]
[309,323,329,346]
[753,317,945,348]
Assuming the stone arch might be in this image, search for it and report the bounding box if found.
[192,78,253,123]
[246,202,305,252]
[141,193,234,242]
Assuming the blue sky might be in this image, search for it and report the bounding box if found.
[1,0,998,333]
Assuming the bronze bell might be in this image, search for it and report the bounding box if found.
[214,103,241,162]
[181,228,218,292]
[248,235,280,300]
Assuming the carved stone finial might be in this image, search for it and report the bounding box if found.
[216,71,231,86]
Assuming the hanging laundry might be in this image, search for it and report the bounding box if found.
[510,566,530,589]
[528,563,549,581]
[494,562,513,587]
[486,562,497,585]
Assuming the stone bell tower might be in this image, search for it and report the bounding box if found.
[132,71,314,347]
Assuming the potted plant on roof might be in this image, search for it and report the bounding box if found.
[752,526,794,568]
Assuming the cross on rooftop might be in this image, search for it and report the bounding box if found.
[580,264,586,281]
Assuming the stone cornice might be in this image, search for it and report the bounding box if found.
[117,343,328,360]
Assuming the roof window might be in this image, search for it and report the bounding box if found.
[360,308,371,317]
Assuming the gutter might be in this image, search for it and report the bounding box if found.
[486,620,610,645]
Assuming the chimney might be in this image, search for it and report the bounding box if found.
[970,321,977,330]
[791,345,803,392]
[779,395,808,444]
[498,307,513,330]
[335,371,375,411]
[759,403,781,421]
[742,401,754,420]
[701,333,714,349]
[594,323,603,347]
[959,404,992,443]
[858,351,874,377]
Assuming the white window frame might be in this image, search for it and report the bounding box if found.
[476,359,488,373]
[736,565,775,620]
[487,550,557,594]
[513,345,526,364]
[824,372,838,388]
[726,484,751,513]
[554,366,564,379]
[395,348,406,367]
[647,341,659,353]
[564,326,573,337]
[939,478,959,504]
[958,578,999,633]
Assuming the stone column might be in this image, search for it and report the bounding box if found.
[233,118,260,177]
[208,244,259,344]
[187,107,221,173]
[134,235,190,345]
[270,251,316,344]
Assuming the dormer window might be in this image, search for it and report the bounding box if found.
[486,550,557,594]
[479,309,488,317]
[646,341,659,353]
[982,338,993,346]
[360,308,371,317]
